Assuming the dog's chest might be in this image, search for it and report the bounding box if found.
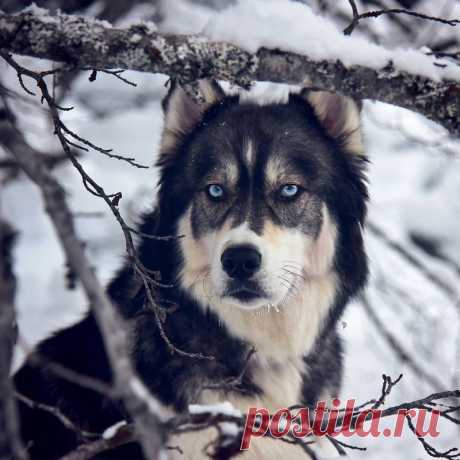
[170,357,307,460]
[250,355,305,410]
[203,355,305,413]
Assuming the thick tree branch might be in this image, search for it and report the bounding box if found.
[0,220,28,460]
[0,120,164,460]
[55,377,460,460]
[0,11,459,136]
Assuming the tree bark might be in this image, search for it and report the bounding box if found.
[0,11,459,137]
[0,219,28,460]
[0,120,164,460]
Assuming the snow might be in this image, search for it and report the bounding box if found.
[220,421,240,437]
[22,3,49,16]
[189,401,242,418]
[204,0,460,82]
[158,0,213,34]
[18,4,113,29]
[2,2,459,459]
[116,4,158,29]
[102,421,127,440]
[138,21,157,33]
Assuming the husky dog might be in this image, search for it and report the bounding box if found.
[15,80,368,459]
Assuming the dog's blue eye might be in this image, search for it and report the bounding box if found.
[280,184,299,198]
[207,184,225,200]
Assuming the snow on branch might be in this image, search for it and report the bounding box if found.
[0,9,460,137]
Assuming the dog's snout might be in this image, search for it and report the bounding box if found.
[221,245,262,280]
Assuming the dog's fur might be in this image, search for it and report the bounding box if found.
[14,81,368,459]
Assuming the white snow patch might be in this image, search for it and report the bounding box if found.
[189,401,242,417]
[159,0,213,34]
[204,0,460,81]
[221,421,240,437]
[139,20,157,33]
[22,3,49,16]
[116,3,158,29]
[102,421,127,440]
[130,33,143,44]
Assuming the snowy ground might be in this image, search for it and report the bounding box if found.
[1,1,459,458]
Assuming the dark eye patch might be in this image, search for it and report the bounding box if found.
[180,99,336,239]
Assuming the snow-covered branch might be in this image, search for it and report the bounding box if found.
[1,10,460,137]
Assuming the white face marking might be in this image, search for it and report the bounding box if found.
[177,204,338,359]
[238,82,293,105]
[225,161,239,185]
[265,156,284,185]
[244,140,255,168]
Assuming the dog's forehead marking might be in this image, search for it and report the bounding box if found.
[265,155,287,184]
[226,160,239,184]
[244,138,255,169]
[221,221,261,249]
[204,153,239,186]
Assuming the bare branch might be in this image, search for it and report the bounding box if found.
[1,52,213,361]
[367,221,460,312]
[360,293,446,390]
[36,373,460,460]
[0,220,28,460]
[15,392,99,440]
[58,424,136,460]
[17,336,114,398]
[0,118,164,460]
[202,347,256,394]
[344,0,460,35]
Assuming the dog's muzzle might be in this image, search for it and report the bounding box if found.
[221,244,266,302]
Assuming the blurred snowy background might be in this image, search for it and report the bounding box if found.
[1,0,459,458]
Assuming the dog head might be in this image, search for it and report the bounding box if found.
[156,80,367,316]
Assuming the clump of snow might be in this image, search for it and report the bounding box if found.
[102,421,127,440]
[139,21,157,33]
[204,0,460,82]
[116,3,158,29]
[220,421,240,437]
[159,0,213,34]
[130,33,143,44]
[189,401,242,417]
[91,17,113,29]
[22,2,49,16]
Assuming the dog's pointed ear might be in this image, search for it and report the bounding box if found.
[160,79,224,154]
[299,89,364,156]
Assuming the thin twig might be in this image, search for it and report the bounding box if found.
[344,0,460,35]
[15,392,100,440]
[1,52,214,362]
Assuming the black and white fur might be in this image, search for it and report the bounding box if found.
[15,81,368,459]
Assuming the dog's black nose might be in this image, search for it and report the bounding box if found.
[221,245,262,280]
